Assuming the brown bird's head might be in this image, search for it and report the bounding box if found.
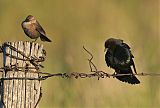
[104,38,123,52]
[25,15,36,22]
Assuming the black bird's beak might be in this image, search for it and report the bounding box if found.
[104,48,107,52]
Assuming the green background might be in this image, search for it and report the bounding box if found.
[0,0,159,108]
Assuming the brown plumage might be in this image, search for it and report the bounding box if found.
[21,15,52,42]
[104,38,140,84]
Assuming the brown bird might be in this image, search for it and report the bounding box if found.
[104,38,140,84]
[21,15,52,42]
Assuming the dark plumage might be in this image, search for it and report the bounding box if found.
[104,38,140,84]
[22,15,52,42]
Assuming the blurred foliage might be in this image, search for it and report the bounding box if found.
[0,0,159,108]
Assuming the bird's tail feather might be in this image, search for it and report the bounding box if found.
[40,34,52,42]
[115,68,140,84]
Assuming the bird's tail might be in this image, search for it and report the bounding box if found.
[40,34,52,42]
[115,68,140,84]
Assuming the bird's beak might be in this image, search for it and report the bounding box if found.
[25,19,28,22]
[104,48,107,52]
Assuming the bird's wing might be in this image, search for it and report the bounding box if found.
[35,21,46,36]
[121,43,137,73]
[113,45,131,66]
[122,43,134,58]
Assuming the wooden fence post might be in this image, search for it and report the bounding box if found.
[0,41,44,108]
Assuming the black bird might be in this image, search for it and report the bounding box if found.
[104,38,140,84]
[22,15,52,42]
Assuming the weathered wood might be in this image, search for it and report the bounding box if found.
[1,41,44,108]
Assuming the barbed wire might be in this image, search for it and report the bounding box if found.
[0,44,160,82]
[2,43,45,68]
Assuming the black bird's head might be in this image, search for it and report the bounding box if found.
[25,15,36,22]
[104,38,123,52]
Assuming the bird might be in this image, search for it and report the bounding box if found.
[21,15,52,42]
[104,38,140,84]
